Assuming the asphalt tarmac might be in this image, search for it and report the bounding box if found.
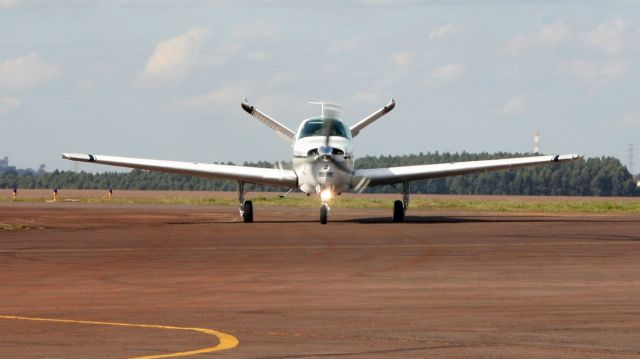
[1,201,639,358]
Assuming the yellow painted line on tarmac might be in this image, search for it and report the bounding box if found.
[0,315,238,358]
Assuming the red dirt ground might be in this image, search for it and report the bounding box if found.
[1,196,639,358]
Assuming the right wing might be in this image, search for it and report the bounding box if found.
[62,153,298,188]
[355,154,582,186]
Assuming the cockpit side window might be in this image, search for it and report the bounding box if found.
[299,118,350,139]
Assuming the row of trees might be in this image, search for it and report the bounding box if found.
[356,152,638,196]
[0,153,637,196]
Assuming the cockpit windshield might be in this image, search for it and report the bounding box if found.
[299,118,351,139]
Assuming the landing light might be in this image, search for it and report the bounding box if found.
[320,189,332,202]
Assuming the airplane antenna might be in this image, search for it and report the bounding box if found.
[308,101,341,118]
[533,131,541,154]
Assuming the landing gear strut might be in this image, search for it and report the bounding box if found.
[393,182,410,222]
[238,181,253,223]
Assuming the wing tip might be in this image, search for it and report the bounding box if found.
[61,153,94,162]
[241,100,254,114]
[554,153,584,162]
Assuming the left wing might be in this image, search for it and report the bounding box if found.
[62,153,298,188]
[354,154,582,186]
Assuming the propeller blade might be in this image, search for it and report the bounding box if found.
[322,117,335,147]
[353,176,371,194]
[328,157,353,174]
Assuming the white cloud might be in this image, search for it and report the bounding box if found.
[137,27,210,85]
[425,63,464,87]
[0,95,20,114]
[350,91,380,105]
[585,19,626,54]
[557,58,631,90]
[167,82,251,111]
[138,25,276,85]
[0,0,17,8]
[331,37,367,53]
[269,72,297,87]
[505,21,572,56]
[538,21,572,44]
[0,52,60,90]
[498,95,536,116]
[201,42,242,67]
[390,52,414,72]
[232,23,279,41]
[617,113,640,127]
[245,50,269,62]
[429,24,463,41]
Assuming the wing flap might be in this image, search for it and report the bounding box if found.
[355,154,582,186]
[62,153,298,188]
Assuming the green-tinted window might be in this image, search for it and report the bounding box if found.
[299,118,350,139]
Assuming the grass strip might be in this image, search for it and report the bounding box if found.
[2,195,639,214]
[0,223,30,231]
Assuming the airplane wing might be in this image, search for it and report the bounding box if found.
[62,153,298,188]
[354,154,582,186]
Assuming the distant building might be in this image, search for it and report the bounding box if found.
[0,156,17,174]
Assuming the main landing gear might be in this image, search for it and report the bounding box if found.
[392,182,410,222]
[238,181,253,223]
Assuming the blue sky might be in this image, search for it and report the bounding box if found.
[1,0,639,173]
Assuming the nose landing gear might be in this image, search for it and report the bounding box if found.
[320,203,329,224]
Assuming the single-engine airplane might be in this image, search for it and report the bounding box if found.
[63,99,581,224]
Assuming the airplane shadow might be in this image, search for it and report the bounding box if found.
[343,215,628,225]
[167,216,633,225]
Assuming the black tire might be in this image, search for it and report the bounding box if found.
[320,205,328,224]
[393,200,404,222]
[243,201,253,223]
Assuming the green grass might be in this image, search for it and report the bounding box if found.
[2,195,639,214]
[412,198,640,214]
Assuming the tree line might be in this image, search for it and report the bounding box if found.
[0,153,637,196]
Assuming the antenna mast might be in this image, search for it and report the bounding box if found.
[628,143,635,174]
[533,131,541,154]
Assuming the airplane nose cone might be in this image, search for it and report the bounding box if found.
[317,145,333,162]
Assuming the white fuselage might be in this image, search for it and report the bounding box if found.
[291,117,355,195]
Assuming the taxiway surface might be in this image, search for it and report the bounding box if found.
[1,202,639,358]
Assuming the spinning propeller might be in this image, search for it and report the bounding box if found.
[312,114,371,193]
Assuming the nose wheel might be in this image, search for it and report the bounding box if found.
[320,203,329,224]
